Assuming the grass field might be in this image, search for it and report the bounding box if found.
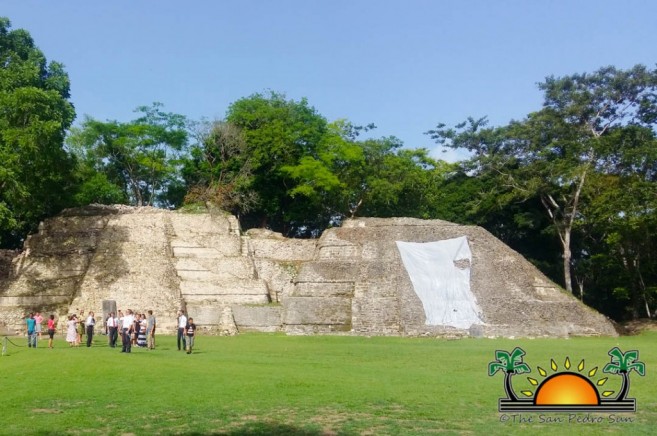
[1,331,655,435]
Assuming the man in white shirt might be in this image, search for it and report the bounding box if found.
[85,312,96,347]
[106,312,119,348]
[177,310,187,351]
[121,309,135,353]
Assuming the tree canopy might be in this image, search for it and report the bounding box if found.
[0,17,77,246]
[428,64,657,318]
[1,17,655,322]
[67,103,188,207]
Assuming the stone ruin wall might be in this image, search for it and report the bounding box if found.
[0,206,618,338]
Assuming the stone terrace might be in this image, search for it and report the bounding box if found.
[0,207,618,338]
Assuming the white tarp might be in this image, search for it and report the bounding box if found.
[396,237,484,329]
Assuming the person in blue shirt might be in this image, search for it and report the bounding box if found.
[25,313,37,348]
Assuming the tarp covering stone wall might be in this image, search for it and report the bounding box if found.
[396,237,484,329]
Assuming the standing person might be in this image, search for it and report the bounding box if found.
[25,313,37,348]
[185,317,197,354]
[66,315,78,347]
[146,310,156,350]
[77,309,85,345]
[177,310,187,351]
[132,313,141,346]
[137,315,147,348]
[85,311,96,347]
[34,312,43,339]
[106,312,118,347]
[121,309,134,353]
[47,314,56,348]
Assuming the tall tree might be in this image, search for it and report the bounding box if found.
[68,103,188,207]
[429,65,657,295]
[182,120,257,214]
[225,91,329,234]
[0,17,76,247]
[576,126,657,317]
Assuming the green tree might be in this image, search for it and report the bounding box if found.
[576,126,657,318]
[429,65,657,295]
[182,120,257,213]
[0,17,76,247]
[279,120,453,231]
[68,103,188,207]
[225,91,329,233]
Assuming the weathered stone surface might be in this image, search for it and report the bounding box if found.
[0,207,618,338]
[252,258,297,303]
[232,305,282,332]
[245,229,316,261]
[283,296,352,326]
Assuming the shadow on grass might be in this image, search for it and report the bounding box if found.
[203,421,339,435]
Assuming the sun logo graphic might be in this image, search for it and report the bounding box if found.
[488,347,645,412]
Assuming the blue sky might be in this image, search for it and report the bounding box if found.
[4,1,656,161]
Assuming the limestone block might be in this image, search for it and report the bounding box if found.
[175,257,255,279]
[13,255,89,280]
[171,237,241,256]
[353,280,398,299]
[352,297,400,333]
[172,246,224,259]
[360,241,401,261]
[291,282,354,298]
[295,262,358,283]
[282,296,352,325]
[180,279,268,296]
[0,295,70,305]
[169,212,232,235]
[248,237,316,261]
[40,215,108,234]
[360,262,401,284]
[185,304,225,324]
[3,276,79,297]
[177,270,220,282]
[232,305,282,332]
[317,244,360,260]
[26,233,98,254]
[184,294,269,304]
[252,259,296,302]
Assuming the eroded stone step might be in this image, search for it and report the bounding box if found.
[180,279,268,296]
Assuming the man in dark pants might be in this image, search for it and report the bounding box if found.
[85,311,96,347]
[177,310,187,351]
[107,312,118,347]
[121,309,134,353]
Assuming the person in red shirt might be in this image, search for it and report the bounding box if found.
[47,314,56,348]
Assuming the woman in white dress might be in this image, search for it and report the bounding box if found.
[66,315,78,347]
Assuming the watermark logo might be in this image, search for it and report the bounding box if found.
[488,347,645,413]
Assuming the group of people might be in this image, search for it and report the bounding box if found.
[23,312,56,349]
[25,309,197,354]
[176,310,197,354]
[64,310,97,347]
[106,309,157,353]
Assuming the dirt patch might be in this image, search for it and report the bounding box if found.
[32,408,61,414]
[619,319,657,335]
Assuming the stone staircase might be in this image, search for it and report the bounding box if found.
[167,212,271,333]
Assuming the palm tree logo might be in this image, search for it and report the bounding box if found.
[488,347,530,401]
[603,347,645,401]
[489,347,645,412]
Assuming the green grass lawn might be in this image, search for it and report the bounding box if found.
[1,331,655,435]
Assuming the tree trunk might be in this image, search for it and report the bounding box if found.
[504,371,518,401]
[617,372,629,401]
[562,228,573,294]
